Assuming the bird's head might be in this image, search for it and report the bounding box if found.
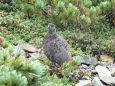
[48,23,56,33]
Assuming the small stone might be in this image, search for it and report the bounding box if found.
[95,65,115,84]
[89,65,95,70]
[100,55,114,62]
[38,48,42,52]
[82,64,88,69]
[82,57,97,65]
[82,76,91,80]
[109,67,115,77]
[102,61,113,67]
[41,50,44,55]
[29,53,41,58]
[92,77,105,86]
[79,64,88,69]
[76,80,92,86]
[18,43,38,53]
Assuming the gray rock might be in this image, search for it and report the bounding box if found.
[29,53,41,58]
[102,61,113,67]
[79,64,88,70]
[18,43,38,53]
[109,67,115,77]
[81,64,88,69]
[95,65,115,84]
[104,62,115,77]
[76,80,92,86]
[82,57,97,65]
[82,76,91,80]
[43,23,71,65]
[92,77,105,86]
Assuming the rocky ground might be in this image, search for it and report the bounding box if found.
[17,43,115,86]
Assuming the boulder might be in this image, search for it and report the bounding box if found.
[76,80,92,86]
[100,55,114,62]
[82,57,97,65]
[95,65,115,85]
[92,77,105,86]
[18,43,38,53]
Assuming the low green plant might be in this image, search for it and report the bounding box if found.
[1,0,114,29]
[0,45,49,86]
[0,66,28,86]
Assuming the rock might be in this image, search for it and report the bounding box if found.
[76,80,92,86]
[102,61,113,66]
[111,68,115,77]
[95,65,115,84]
[74,57,97,65]
[18,43,38,53]
[82,64,88,69]
[92,77,105,86]
[102,62,115,76]
[100,55,114,62]
[79,64,88,69]
[89,65,95,70]
[82,76,91,80]
[29,50,48,59]
[82,57,97,65]
[29,53,41,58]
[108,67,115,77]
[43,23,71,65]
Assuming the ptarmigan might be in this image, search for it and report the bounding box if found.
[43,23,71,66]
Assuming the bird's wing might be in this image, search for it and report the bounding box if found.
[47,36,69,55]
[55,36,69,51]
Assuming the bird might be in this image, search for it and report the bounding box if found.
[43,23,71,66]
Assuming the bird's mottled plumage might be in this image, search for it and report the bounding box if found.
[43,23,71,65]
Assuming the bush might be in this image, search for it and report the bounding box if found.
[0,11,47,45]
[2,0,113,29]
[0,0,114,31]
[0,43,49,86]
